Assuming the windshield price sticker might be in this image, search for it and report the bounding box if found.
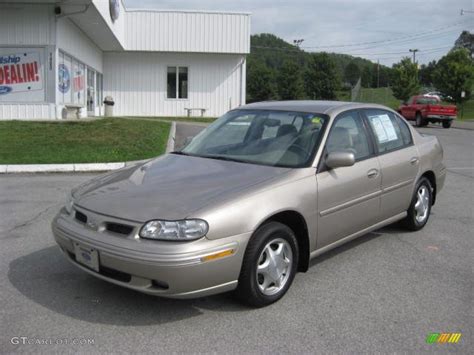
[369,114,398,143]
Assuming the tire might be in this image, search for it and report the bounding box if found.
[415,113,427,127]
[442,121,451,129]
[235,221,298,307]
[402,177,433,231]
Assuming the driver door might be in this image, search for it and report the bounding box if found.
[316,110,382,248]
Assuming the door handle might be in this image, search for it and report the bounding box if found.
[410,157,419,165]
[367,169,379,179]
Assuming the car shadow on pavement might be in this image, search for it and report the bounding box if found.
[308,223,407,268]
[8,246,249,326]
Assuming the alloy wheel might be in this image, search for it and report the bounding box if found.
[414,185,430,223]
[256,238,293,296]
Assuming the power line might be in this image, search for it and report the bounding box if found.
[299,20,471,49]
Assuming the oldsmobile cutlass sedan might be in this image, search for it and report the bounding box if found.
[52,101,445,307]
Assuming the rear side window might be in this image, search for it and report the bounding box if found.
[395,114,413,146]
[364,109,410,154]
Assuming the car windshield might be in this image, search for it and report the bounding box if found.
[179,109,328,168]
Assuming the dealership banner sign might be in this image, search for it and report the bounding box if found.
[0,51,43,95]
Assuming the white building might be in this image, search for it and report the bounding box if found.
[0,0,250,119]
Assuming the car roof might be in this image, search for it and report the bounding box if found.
[238,100,392,116]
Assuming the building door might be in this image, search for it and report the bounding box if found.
[87,68,95,116]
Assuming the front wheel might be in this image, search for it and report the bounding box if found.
[402,177,433,231]
[442,121,452,129]
[235,222,298,307]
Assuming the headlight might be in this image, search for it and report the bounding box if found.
[139,219,208,241]
[65,193,74,215]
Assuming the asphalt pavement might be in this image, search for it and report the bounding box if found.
[0,126,472,354]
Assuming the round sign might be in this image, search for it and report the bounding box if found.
[58,64,70,94]
[109,0,120,22]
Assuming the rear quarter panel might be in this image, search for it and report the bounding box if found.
[412,129,446,193]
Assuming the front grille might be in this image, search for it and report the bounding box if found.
[75,211,87,224]
[106,222,134,236]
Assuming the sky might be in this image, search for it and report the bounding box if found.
[124,0,474,66]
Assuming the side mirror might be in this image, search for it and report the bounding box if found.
[325,151,355,169]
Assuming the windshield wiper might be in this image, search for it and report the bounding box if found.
[170,151,190,156]
[202,155,247,164]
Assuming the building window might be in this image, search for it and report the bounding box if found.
[167,66,188,99]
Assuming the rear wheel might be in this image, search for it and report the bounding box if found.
[235,222,298,307]
[442,121,452,129]
[402,177,432,231]
[415,113,427,127]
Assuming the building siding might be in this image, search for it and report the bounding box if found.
[0,3,55,46]
[56,18,103,73]
[104,52,245,117]
[124,10,250,54]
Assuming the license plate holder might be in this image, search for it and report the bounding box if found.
[74,242,99,272]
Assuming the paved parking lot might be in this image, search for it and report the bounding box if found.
[0,126,472,353]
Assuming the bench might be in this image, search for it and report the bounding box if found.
[62,104,84,119]
[184,108,207,117]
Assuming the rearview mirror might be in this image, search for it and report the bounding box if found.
[325,151,355,169]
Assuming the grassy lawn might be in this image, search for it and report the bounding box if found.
[355,87,401,110]
[0,118,170,164]
[458,100,474,120]
[123,116,217,124]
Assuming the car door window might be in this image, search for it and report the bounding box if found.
[364,109,407,153]
[395,114,413,146]
[326,111,371,160]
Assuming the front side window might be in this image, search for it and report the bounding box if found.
[326,111,371,160]
[364,109,407,153]
[180,110,328,167]
[167,66,188,99]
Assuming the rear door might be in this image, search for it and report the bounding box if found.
[316,110,382,248]
[362,109,419,220]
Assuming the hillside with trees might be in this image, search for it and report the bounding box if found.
[246,33,394,102]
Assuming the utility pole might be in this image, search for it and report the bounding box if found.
[409,49,419,64]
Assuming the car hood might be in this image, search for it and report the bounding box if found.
[73,154,291,222]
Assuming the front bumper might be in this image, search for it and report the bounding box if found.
[52,207,251,298]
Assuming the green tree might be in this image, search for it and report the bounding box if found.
[246,59,277,102]
[391,57,420,102]
[276,59,305,100]
[433,48,474,103]
[361,66,373,88]
[419,60,437,87]
[344,61,361,87]
[305,53,339,100]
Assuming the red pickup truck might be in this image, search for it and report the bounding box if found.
[398,95,457,128]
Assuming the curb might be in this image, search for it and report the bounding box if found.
[166,121,176,153]
[0,122,177,174]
